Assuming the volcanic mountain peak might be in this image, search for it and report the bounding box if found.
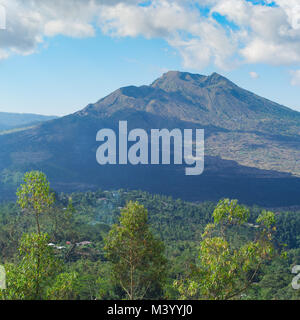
[1,71,300,205]
[86,71,232,106]
[150,70,232,91]
[78,70,300,130]
[81,71,227,108]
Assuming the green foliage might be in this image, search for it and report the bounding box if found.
[17,171,55,234]
[17,171,55,216]
[257,210,276,229]
[213,199,249,226]
[0,172,80,300]
[0,183,299,300]
[46,272,78,300]
[104,201,167,300]
[0,233,62,300]
[174,199,276,300]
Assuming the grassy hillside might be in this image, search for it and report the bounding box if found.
[0,112,58,132]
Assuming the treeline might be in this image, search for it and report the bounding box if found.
[0,171,299,300]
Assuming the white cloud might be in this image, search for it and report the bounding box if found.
[249,71,259,79]
[98,0,300,69]
[99,1,239,70]
[1,0,300,71]
[168,22,238,70]
[204,0,300,66]
[44,21,95,38]
[0,0,97,57]
[290,69,300,86]
[0,0,137,58]
[99,2,198,38]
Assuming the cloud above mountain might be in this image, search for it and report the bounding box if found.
[290,69,300,86]
[1,0,300,70]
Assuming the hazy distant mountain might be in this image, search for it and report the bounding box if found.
[1,71,300,206]
[0,112,58,132]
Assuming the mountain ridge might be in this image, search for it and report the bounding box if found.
[0,112,58,132]
[80,71,300,129]
[0,71,300,206]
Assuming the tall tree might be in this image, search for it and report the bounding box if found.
[0,233,61,300]
[15,171,55,298]
[174,199,276,300]
[104,201,167,300]
[0,171,77,300]
[16,171,55,234]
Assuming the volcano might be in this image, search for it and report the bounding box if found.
[1,71,300,206]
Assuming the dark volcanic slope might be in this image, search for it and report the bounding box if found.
[80,71,300,176]
[0,71,300,206]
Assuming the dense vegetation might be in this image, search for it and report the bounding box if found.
[0,171,299,300]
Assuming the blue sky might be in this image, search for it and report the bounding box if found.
[0,0,300,116]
